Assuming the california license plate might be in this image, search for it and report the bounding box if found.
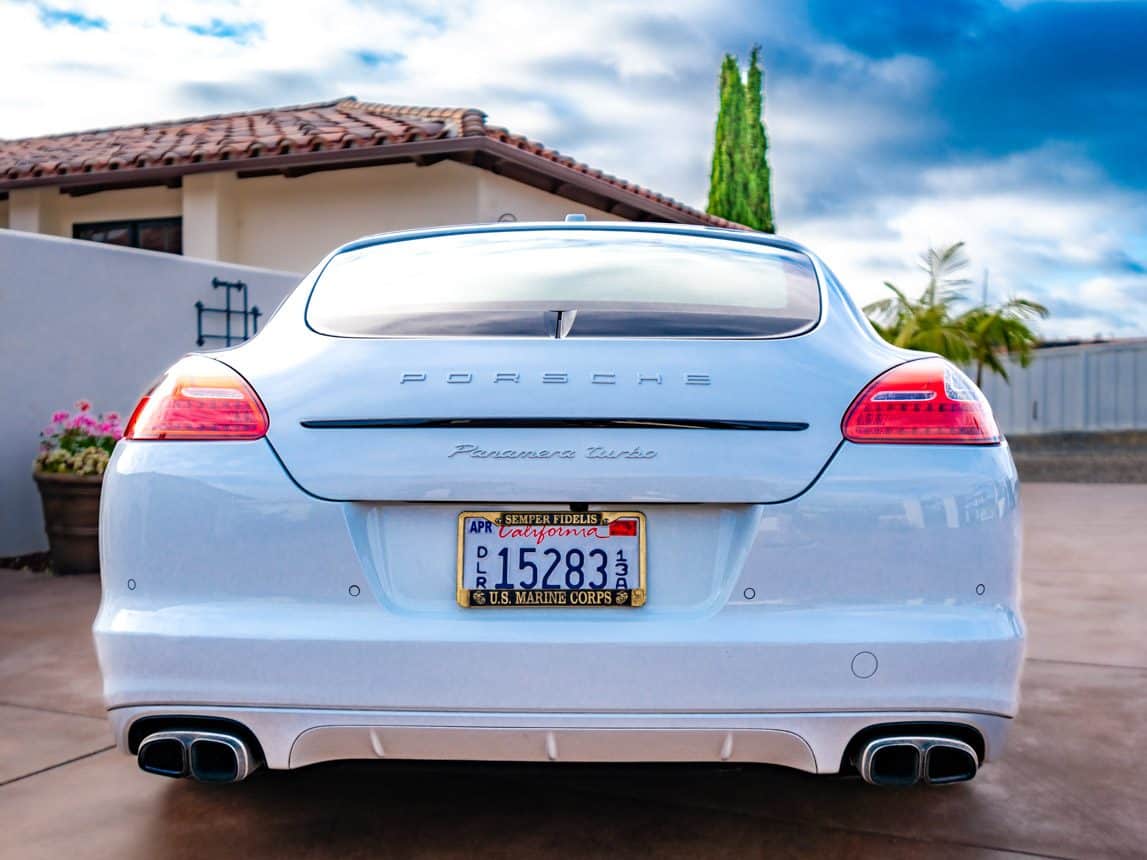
[457,511,646,608]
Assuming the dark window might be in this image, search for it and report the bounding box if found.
[73,217,182,255]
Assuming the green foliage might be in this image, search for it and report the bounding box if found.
[707,54,744,221]
[36,446,110,476]
[865,242,1049,384]
[961,298,1049,385]
[707,47,774,232]
[741,46,775,232]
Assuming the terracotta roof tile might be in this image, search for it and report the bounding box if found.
[0,97,744,229]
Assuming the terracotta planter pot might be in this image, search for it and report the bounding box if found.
[34,472,102,575]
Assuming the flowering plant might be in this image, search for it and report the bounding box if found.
[35,401,123,476]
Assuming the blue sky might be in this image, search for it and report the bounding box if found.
[3,0,1146,338]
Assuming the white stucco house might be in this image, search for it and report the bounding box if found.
[0,97,739,273]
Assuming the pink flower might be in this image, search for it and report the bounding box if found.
[96,421,112,435]
[42,425,58,437]
[104,412,120,423]
[75,400,92,412]
[51,410,70,424]
[71,414,96,430]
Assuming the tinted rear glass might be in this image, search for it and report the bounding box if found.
[307,229,821,338]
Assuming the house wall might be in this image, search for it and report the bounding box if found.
[6,185,182,238]
[474,169,626,225]
[183,172,237,262]
[52,185,182,237]
[6,188,57,232]
[231,161,621,273]
[233,160,480,272]
[0,229,299,556]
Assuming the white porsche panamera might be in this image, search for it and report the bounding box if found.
[94,221,1023,788]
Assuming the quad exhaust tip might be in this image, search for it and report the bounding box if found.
[857,736,978,786]
[138,730,260,783]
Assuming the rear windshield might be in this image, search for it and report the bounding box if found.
[307,229,821,338]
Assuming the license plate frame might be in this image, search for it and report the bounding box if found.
[456,510,646,608]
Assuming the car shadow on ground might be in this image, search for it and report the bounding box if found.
[142,759,999,859]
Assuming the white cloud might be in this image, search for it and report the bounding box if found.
[786,144,1147,339]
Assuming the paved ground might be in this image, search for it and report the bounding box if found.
[1,483,1145,859]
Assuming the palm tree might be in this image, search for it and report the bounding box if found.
[960,298,1048,385]
[864,242,975,363]
[865,242,1049,384]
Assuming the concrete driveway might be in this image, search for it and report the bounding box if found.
[1,483,1145,859]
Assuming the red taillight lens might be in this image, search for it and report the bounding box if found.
[842,357,1000,444]
[124,356,269,440]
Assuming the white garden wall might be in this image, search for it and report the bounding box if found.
[0,230,300,555]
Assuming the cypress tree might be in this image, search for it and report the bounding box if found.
[706,54,744,221]
[706,47,776,232]
[743,45,775,232]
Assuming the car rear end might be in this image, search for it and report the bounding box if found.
[94,224,1023,787]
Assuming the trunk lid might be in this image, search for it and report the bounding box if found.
[227,329,896,503]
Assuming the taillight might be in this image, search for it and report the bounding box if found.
[124,356,269,440]
[842,357,1000,444]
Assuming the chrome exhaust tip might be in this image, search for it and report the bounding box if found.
[857,736,979,786]
[137,730,259,783]
[858,738,923,786]
[923,739,978,785]
[187,733,256,783]
[138,734,188,779]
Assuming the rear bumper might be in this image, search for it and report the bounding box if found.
[95,437,1024,767]
[108,705,1012,774]
[95,604,1022,715]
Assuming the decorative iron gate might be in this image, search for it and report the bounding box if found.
[195,278,261,347]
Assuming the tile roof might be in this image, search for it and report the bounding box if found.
[0,97,743,229]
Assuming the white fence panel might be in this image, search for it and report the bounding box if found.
[978,339,1147,436]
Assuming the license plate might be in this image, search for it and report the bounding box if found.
[457,511,646,608]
